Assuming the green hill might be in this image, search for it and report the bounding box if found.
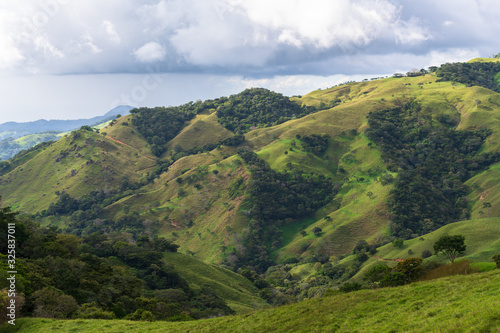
[3,58,500,328]
[3,269,500,332]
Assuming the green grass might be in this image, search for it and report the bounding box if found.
[3,269,500,332]
[166,112,233,151]
[353,217,500,281]
[163,252,268,313]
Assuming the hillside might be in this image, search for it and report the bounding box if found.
[163,252,268,313]
[2,66,500,264]
[2,58,500,325]
[3,269,500,332]
[0,106,133,160]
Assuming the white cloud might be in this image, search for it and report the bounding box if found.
[103,21,121,44]
[133,42,166,63]
[428,48,481,67]
[394,17,432,44]
[235,0,399,48]
[0,0,499,76]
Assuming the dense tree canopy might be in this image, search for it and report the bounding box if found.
[217,88,320,134]
[229,149,339,272]
[436,62,500,92]
[366,101,498,238]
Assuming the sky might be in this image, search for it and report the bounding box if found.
[1,0,500,122]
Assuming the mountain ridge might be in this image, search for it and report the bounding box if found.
[0,105,133,140]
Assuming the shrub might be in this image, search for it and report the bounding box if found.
[127,309,155,321]
[339,282,363,293]
[392,238,404,249]
[492,254,500,269]
[395,258,423,283]
[313,227,323,237]
[379,272,406,287]
[75,302,116,319]
[0,289,24,324]
[422,249,432,259]
[363,263,391,284]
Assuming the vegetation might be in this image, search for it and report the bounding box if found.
[131,106,197,156]
[3,56,500,330]
[3,269,500,332]
[433,235,467,263]
[230,149,337,272]
[216,88,319,134]
[436,61,500,92]
[0,204,236,322]
[366,101,498,238]
[300,134,329,156]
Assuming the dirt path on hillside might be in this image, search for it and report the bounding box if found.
[107,135,156,162]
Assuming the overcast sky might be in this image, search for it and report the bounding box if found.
[1,0,500,122]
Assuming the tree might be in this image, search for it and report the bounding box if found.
[482,202,492,218]
[433,235,466,263]
[363,263,391,284]
[395,258,423,283]
[313,227,323,237]
[32,287,78,318]
[392,238,404,249]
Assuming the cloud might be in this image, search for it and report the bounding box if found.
[0,0,499,76]
[134,42,166,63]
[103,21,121,44]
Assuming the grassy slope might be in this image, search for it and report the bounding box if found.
[166,112,233,151]
[163,252,268,313]
[4,269,500,332]
[353,217,500,280]
[0,118,156,213]
[103,152,250,264]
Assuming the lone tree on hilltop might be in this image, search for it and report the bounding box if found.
[433,235,466,263]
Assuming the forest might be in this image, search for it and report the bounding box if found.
[366,101,498,238]
[436,61,500,92]
[216,88,320,134]
[228,149,338,272]
[0,200,234,321]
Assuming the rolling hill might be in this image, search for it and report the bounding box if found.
[2,57,500,329]
[0,105,133,160]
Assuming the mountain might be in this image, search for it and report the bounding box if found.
[0,105,133,139]
[1,58,500,328]
[0,105,133,160]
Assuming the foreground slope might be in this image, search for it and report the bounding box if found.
[4,269,500,332]
[163,253,268,313]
